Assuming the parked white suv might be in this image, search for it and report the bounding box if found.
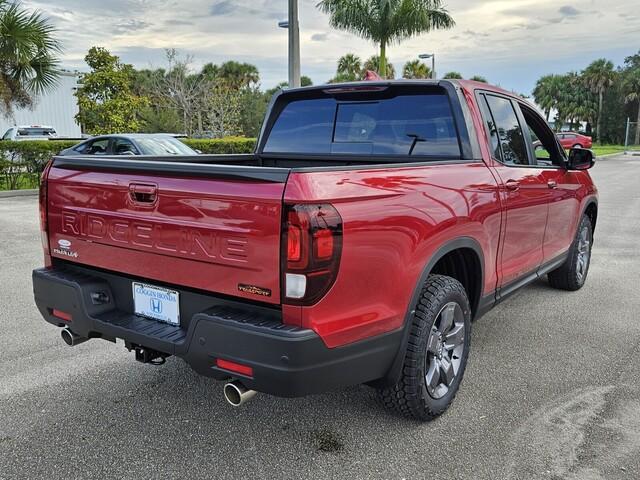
[2,126,58,141]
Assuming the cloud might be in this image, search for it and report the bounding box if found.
[114,19,150,34]
[462,30,489,38]
[210,0,237,16]
[558,6,581,17]
[311,32,328,42]
[25,0,639,94]
[165,19,194,26]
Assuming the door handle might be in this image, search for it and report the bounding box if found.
[129,183,157,204]
[547,180,558,189]
[504,180,520,191]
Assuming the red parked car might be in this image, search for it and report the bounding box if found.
[557,131,593,149]
[33,80,598,421]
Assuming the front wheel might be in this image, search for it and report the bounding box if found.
[548,214,593,291]
[377,275,471,421]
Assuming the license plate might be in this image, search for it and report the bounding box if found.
[132,282,180,326]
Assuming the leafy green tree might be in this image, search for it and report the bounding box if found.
[337,53,363,81]
[239,87,269,137]
[214,61,260,89]
[0,0,61,115]
[204,85,243,138]
[442,71,462,79]
[622,67,640,144]
[75,47,149,134]
[582,59,616,141]
[364,55,395,79]
[317,0,454,80]
[266,76,314,96]
[403,60,431,79]
[533,74,562,120]
[470,75,487,83]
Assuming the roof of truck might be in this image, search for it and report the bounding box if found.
[282,78,520,100]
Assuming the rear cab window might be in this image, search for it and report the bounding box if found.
[263,86,462,159]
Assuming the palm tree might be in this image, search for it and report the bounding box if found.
[622,68,640,145]
[582,59,616,141]
[0,0,61,115]
[213,61,260,89]
[551,72,596,132]
[442,71,462,79]
[533,74,560,121]
[317,0,454,80]
[470,75,487,83]
[363,55,395,79]
[337,53,362,81]
[403,60,431,79]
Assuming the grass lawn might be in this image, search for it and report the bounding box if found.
[0,172,40,191]
[536,145,627,159]
[591,145,626,157]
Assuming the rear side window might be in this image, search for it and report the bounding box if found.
[264,91,460,158]
[483,95,529,166]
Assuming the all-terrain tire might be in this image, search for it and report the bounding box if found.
[548,214,593,291]
[377,275,472,421]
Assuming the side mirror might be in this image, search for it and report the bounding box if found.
[567,147,595,170]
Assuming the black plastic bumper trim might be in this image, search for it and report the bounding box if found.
[32,267,401,397]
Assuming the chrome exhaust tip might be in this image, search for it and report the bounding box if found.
[223,380,257,407]
[61,328,89,347]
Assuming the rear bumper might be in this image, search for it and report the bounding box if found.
[32,265,401,397]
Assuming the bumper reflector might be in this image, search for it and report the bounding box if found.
[52,309,72,322]
[216,358,254,377]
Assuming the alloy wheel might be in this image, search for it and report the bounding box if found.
[425,302,466,399]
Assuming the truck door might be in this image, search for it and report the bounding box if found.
[477,93,549,289]
[516,101,582,262]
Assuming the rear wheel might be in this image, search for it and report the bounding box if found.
[548,214,593,291]
[377,275,471,421]
[572,143,583,149]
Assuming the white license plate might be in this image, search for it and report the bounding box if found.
[132,282,180,326]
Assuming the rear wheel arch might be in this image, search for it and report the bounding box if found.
[376,237,485,387]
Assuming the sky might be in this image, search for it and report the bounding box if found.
[24,0,640,95]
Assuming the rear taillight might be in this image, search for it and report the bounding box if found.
[39,160,52,267]
[282,204,343,305]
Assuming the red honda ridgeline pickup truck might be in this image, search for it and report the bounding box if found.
[33,80,597,420]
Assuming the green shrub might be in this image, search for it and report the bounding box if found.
[0,138,257,190]
[181,137,256,154]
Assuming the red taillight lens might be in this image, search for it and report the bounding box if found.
[39,160,53,267]
[282,204,343,305]
[287,224,302,262]
[314,229,334,259]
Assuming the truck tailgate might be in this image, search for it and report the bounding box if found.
[46,158,287,304]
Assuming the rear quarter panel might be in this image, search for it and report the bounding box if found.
[284,163,501,348]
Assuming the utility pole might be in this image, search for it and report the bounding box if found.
[288,0,301,88]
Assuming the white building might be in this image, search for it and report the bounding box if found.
[0,71,82,138]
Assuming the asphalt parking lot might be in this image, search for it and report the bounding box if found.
[1,154,639,480]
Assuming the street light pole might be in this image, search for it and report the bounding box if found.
[419,53,436,79]
[288,0,301,88]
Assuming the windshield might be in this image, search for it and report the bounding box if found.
[264,88,461,158]
[135,137,197,155]
[17,127,57,137]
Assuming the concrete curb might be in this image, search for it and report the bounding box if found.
[0,189,38,198]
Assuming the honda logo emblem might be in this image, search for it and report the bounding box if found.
[150,298,162,314]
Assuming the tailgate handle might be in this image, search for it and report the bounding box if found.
[129,183,157,204]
